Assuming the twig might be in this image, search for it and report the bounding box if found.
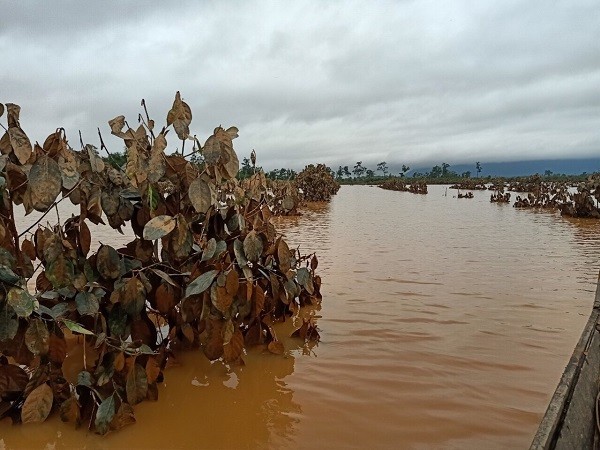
[79,130,85,150]
[141,99,156,141]
[97,127,124,170]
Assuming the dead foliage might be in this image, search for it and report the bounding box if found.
[294,164,340,202]
[379,179,428,194]
[560,174,600,218]
[0,94,322,434]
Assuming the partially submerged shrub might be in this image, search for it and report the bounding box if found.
[560,175,600,218]
[379,179,428,194]
[0,94,322,433]
[295,164,340,202]
[489,182,510,203]
[268,179,301,216]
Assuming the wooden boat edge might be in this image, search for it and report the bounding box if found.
[530,271,600,449]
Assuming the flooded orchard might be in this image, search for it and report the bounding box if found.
[3,184,599,449]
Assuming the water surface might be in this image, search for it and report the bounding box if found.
[2,185,599,449]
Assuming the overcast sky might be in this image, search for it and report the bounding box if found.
[1,0,599,171]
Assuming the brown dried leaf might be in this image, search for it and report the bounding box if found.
[223,329,244,363]
[225,269,239,296]
[243,231,263,263]
[28,155,62,211]
[211,285,233,314]
[145,356,161,384]
[188,177,215,214]
[21,383,53,424]
[58,148,80,190]
[6,103,21,128]
[110,402,136,431]
[86,145,105,173]
[164,213,192,261]
[0,364,29,398]
[148,133,167,183]
[204,319,224,361]
[155,283,178,314]
[166,91,192,140]
[221,145,239,180]
[79,220,91,256]
[108,115,127,138]
[143,215,176,241]
[59,395,80,426]
[48,332,67,365]
[203,135,221,166]
[8,126,32,165]
[277,239,292,273]
[21,239,36,261]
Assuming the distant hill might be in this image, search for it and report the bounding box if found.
[403,158,600,178]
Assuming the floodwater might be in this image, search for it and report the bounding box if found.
[2,184,600,449]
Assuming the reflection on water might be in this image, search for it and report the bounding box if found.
[3,185,600,449]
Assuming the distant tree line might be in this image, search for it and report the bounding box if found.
[100,152,591,186]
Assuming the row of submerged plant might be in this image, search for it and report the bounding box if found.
[0,94,323,433]
[459,174,600,217]
[378,179,428,194]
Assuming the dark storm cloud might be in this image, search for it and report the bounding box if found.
[1,0,598,171]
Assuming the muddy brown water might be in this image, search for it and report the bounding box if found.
[2,184,600,449]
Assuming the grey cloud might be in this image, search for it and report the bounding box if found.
[0,0,598,172]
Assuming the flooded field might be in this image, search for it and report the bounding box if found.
[3,184,600,449]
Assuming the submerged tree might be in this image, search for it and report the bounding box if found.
[0,94,322,433]
[295,163,340,201]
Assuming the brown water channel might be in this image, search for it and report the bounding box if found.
[2,184,600,449]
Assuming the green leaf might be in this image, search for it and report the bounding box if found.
[148,184,159,211]
[97,245,120,280]
[233,239,247,267]
[201,238,217,262]
[0,303,18,341]
[126,363,148,405]
[135,344,155,355]
[185,270,218,297]
[214,240,227,258]
[108,305,128,338]
[0,264,20,284]
[62,319,94,335]
[46,256,74,289]
[75,291,99,316]
[25,318,49,355]
[7,288,37,317]
[95,394,115,435]
[151,268,177,287]
[296,267,314,294]
[77,370,93,387]
[50,302,69,319]
[143,215,176,241]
